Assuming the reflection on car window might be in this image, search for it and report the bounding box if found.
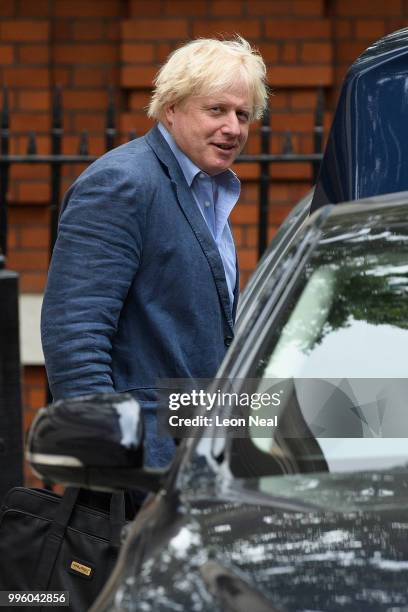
[244,231,408,475]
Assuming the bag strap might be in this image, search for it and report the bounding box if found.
[109,492,126,549]
[34,487,80,590]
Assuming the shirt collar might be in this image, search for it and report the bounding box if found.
[158,122,202,186]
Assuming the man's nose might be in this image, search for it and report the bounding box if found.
[222,112,241,136]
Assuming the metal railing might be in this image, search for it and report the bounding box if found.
[0,86,325,261]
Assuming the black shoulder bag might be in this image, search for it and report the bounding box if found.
[0,486,127,612]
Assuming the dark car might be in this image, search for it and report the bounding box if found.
[28,29,408,612]
[28,191,408,612]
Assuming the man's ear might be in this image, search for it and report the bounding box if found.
[164,104,176,127]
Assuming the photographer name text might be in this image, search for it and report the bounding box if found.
[167,414,278,427]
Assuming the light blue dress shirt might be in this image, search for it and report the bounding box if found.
[158,122,239,307]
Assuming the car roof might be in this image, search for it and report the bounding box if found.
[311,27,408,211]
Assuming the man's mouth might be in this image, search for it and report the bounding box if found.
[212,143,236,151]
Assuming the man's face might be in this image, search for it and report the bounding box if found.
[165,85,252,176]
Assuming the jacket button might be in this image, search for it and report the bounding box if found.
[224,336,233,347]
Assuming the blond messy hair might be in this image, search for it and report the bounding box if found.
[148,36,268,122]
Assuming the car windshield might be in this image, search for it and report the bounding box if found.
[228,208,408,482]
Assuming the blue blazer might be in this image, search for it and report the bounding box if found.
[41,126,239,465]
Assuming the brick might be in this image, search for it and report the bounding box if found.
[301,42,332,63]
[54,0,122,18]
[15,182,50,203]
[355,20,386,40]
[16,91,50,112]
[7,227,18,250]
[388,18,406,32]
[121,65,157,88]
[233,162,259,180]
[289,91,318,110]
[24,409,37,433]
[243,226,258,248]
[267,65,333,87]
[20,272,47,293]
[7,250,48,270]
[129,0,163,17]
[281,43,298,63]
[265,19,331,39]
[0,0,16,17]
[265,92,288,110]
[336,41,368,64]
[51,67,70,87]
[10,113,50,132]
[192,19,261,39]
[269,202,300,224]
[20,226,49,248]
[237,247,257,271]
[156,42,180,62]
[62,90,109,110]
[121,43,155,63]
[289,183,312,201]
[164,0,207,15]
[10,165,50,180]
[18,0,51,17]
[231,225,244,247]
[210,0,243,16]
[335,0,402,15]
[333,19,353,39]
[72,67,115,87]
[258,43,279,63]
[0,44,14,64]
[24,366,47,387]
[27,386,47,408]
[270,162,312,180]
[240,183,258,203]
[129,91,152,111]
[70,118,107,141]
[119,112,154,134]
[53,44,118,64]
[105,22,121,41]
[122,19,189,40]
[292,0,325,16]
[62,134,105,154]
[0,21,49,41]
[247,1,295,16]
[231,203,258,223]
[267,183,291,201]
[3,67,50,88]
[53,20,72,40]
[18,44,50,64]
[9,206,49,225]
[72,21,105,41]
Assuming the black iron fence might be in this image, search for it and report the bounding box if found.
[0,86,325,262]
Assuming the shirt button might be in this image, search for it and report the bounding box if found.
[224,336,233,347]
[204,201,211,208]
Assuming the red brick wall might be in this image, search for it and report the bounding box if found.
[1,0,406,485]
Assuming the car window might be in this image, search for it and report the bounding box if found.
[238,228,408,475]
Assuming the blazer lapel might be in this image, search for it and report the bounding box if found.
[145,126,235,331]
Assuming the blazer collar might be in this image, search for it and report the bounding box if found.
[145,125,236,330]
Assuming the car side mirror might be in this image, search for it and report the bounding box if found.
[26,393,167,492]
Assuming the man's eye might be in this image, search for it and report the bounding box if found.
[210,107,222,113]
[238,112,250,122]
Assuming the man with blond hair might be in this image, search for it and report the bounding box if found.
[41,36,268,467]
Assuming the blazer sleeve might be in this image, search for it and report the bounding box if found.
[41,163,147,400]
